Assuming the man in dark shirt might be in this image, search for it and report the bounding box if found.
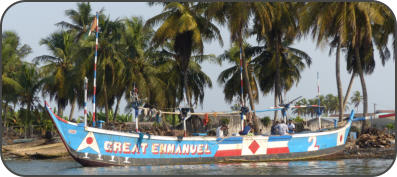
[271,121,280,135]
[239,123,252,135]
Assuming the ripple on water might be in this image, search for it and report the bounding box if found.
[3,159,394,175]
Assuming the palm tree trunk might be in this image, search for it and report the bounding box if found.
[104,85,110,123]
[27,103,32,138]
[239,39,258,133]
[343,73,355,113]
[68,98,76,121]
[113,96,121,123]
[335,42,344,122]
[3,101,9,130]
[354,46,369,130]
[183,70,192,108]
[274,39,282,121]
[57,102,63,117]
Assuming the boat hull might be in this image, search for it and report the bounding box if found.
[66,143,345,166]
[45,101,354,166]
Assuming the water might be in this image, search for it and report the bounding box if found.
[3,159,394,175]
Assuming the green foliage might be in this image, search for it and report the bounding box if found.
[261,116,271,127]
[220,118,230,126]
[386,123,394,130]
[293,116,304,123]
[165,114,180,127]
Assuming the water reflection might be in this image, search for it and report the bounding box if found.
[5,159,394,175]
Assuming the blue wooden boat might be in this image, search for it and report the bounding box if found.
[44,101,355,166]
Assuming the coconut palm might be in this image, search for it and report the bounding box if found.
[92,16,125,122]
[34,31,80,119]
[204,1,273,133]
[252,2,310,121]
[56,2,103,41]
[16,63,43,138]
[151,44,214,108]
[145,2,222,109]
[217,43,259,104]
[372,3,395,62]
[109,16,151,121]
[350,91,362,112]
[300,2,348,122]
[2,31,31,128]
[300,2,388,123]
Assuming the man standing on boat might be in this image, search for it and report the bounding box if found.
[288,119,296,133]
[277,121,289,135]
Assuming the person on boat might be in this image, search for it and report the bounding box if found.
[271,121,280,135]
[288,119,296,133]
[278,121,289,135]
[216,124,228,138]
[239,122,252,135]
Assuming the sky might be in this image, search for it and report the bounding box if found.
[1,2,395,119]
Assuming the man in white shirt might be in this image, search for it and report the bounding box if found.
[288,119,296,133]
[278,121,289,135]
[216,124,227,138]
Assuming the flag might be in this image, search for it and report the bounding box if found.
[88,16,97,36]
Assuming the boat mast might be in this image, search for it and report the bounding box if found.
[84,77,88,127]
[239,47,245,131]
[317,72,321,129]
[92,12,99,127]
[133,84,139,133]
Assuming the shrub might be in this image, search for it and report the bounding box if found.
[386,123,394,130]
[293,116,304,123]
[220,118,229,125]
[261,116,271,127]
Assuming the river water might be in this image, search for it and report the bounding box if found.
[3,159,394,175]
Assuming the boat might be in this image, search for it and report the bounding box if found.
[44,101,355,166]
[44,12,355,166]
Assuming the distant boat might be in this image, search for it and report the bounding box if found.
[44,101,355,166]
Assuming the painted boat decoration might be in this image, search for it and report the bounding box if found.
[45,101,355,166]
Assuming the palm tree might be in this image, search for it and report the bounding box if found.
[145,2,222,109]
[300,2,389,124]
[204,2,273,133]
[16,63,43,138]
[217,43,259,104]
[293,98,308,117]
[300,2,348,122]
[35,31,80,119]
[109,16,151,121]
[252,2,310,121]
[151,44,214,109]
[93,16,124,122]
[372,3,395,62]
[2,31,31,128]
[56,2,102,41]
[205,2,272,103]
[350,91,362,112]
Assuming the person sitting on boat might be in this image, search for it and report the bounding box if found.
[271,121,279,135]
[216,124,228,138]
[239,122,252,135]
[288,119,296,133]
[277,121,289,135]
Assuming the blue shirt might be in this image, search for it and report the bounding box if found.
[240,125,251,135]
